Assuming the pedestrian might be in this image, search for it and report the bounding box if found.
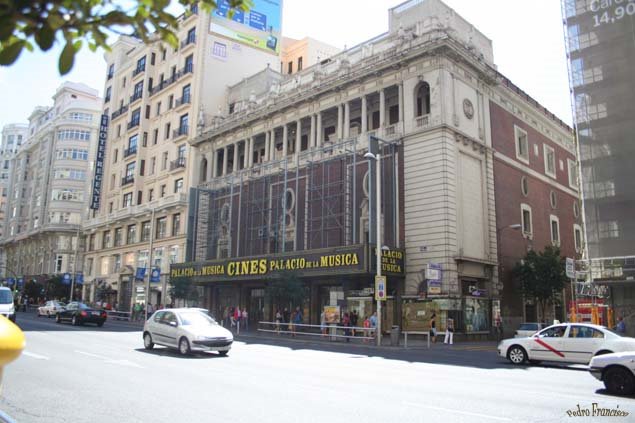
[275,309,282,334]
[283,308,290,327]
[320,310,327,337]
[444,317,454,345]
[147,303,154,318]
[293,306,303,335]
[242,308,248,332]
[351,310,359,337]
[363,315,371,343]
[289,310,296,336]
[616,316,626,334]
[342,312,351,342]
[370,311,377,339]
[430,312,437,343]
[234,306,241,334]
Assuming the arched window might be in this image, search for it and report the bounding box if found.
[200,157,208,183]
[415,82,431,117]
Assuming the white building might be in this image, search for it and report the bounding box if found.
[0,82,101,290]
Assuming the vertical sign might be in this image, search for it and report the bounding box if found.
[375,275,386,301]
[426,263,443,295]
[90,114,109,210]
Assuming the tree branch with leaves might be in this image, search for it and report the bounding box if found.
[0,0,252,74]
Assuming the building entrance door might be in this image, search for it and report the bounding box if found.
[249,288,265,330]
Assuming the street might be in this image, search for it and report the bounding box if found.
[1,312,634,423]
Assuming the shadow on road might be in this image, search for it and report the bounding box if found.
[133,347,229,360]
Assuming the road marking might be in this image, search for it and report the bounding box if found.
[74,350,144,368]
[534,338,565,358]
[404,402,512,421]
[23,351,50,360]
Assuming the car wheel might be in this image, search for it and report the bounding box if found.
[71,316,78,326]
[143,332,155,350]
[179,337,191,355]
[604,366,635,396]
[55,314,61,324]
[218,350,228,357]
[507,345,527,364]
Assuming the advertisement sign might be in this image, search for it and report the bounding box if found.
[171,245,367,283]
[17,278,24,289]
[375,275,386,301]
[135,267,146,281]
[90,114,109,210]
[323,306,340,324]
[565,257,575,279]
[210,0,282,55]
[371,247,405,276]
[464,298,488,332]
[426,263,442,295]
[6,278,14,287]
[150,268,161,283]
[75,272,84,285]
[63,273,71,285]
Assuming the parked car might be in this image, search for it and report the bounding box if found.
[589,351,635,396]
[37,300,66,318]
[55,302,107,327]
[514,322,546,338]
[143,308,233,356]
[0,287,16,322]
[498,322,635,365]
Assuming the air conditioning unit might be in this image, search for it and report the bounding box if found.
[257,228,266,238]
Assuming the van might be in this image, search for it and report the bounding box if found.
[0,287,16,322]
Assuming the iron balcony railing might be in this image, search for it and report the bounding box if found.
[130,92,143,103]
[121,175,135,186]
[127,120,140,130]
[169,157,186,170]
[175,95,191,108]
[181,35,196,49]
[132,65,145,77]
[111,105,129,120]
[123,146,137,158]
[172,126,189,138]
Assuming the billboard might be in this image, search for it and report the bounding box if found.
[210,0,282,55]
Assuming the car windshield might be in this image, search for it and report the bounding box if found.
[75,303,91,310]
[179,311,217,326]
[0,290,12,304]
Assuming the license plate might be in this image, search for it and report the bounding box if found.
[92,312,100,316]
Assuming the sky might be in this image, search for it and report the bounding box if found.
[0,0,572,131]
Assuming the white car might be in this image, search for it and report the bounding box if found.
[143,308,233,356]
[589,351,635,396]
[498,322,635,365]
[0,287,16,322]
[37,300,66,317]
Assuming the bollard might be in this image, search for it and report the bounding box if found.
[0,315,25,396]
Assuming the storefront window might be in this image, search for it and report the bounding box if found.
[464,298,489,332]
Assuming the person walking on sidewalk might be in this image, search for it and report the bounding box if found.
[320,310,327,337]
[430,312,437,344]
[292,306,303,337]
[275,309,282,334]
[342,312,351,342]
[370,311,377,339]
[444,317,454,345]
[242,308,248,332]
[363,315,371,343]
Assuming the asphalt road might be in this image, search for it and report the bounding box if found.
[2,311,634,423]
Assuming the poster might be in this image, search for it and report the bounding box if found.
[464,298,488,332]
[323,305,340,324]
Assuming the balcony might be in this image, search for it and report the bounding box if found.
[130,92,143,104]
[181,64,194,76]
[169,157,186,171]
[174,95,191,109]
[121,175,135,186]
[127,120,140,131]
[414,114,430,128]
[104,96,111,103]
[148,66,193,97]
[181,35,196,50]
[107,72,114,81]
[172,125,189,139]
[124,146,137,158]
[132,65,145,77]
[111,105,129,120]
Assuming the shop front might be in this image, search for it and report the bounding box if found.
[170,244,405,331]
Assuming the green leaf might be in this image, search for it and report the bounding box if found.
[0,19,16,42]
[163,31,178,48]
[59,40,76,75]
[0,40,25,65]
[73,40,82,51]
[34,25,55,51]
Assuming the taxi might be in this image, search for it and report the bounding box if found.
[498,322,635,365]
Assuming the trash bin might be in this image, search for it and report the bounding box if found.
[390,325,400,346]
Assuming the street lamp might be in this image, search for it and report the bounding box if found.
[364,150,384,346]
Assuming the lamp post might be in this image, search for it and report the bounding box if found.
[364,151,383,346]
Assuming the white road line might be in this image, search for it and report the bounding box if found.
[403,402,513,421]
[23,351,50,360]
[74,350,144,368]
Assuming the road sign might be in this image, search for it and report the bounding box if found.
[63,273,71,285]
[565,258,575,279]
[375,275,386,301]
[150,268,161,283]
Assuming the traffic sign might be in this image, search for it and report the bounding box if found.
[150,268,161,283]
[565,258,575,279]
[375,275,386,301]
[62,273,71,285]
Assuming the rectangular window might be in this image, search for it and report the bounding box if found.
[574,224,583,253]
[156,102,162,116]
[137,250,149,269]
[153,129,158,145]
[160,184,166,198]
[150,52,156,65]
[521,204,532,238]
[145,105,151,119]
[156,217,167,239]
[127,224,137,244]
[142,131,148,147]
[550,215,560,246]
[125,162,136,178]
[148,188,154,201]
[514,126,529,163]
[172,214,181,236]
[130,108,141,127]
[174,178,183,193]
[141,221,151,242]
[543,144,556,178]
[184,55,193,72]
[123,192,133,207]
[105,86,111,103]
[287,61,293,74]
[139,159,145,176]
[169,245,179,264]
[165,123,171,139]
[298,56,303,71]
[150,156,156,175]
[102,230,111,249]
[162,152,168,170]
[114,227,123,247]
[567,159,578,189]
[212,42,227,58]
[599,221,619,239]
